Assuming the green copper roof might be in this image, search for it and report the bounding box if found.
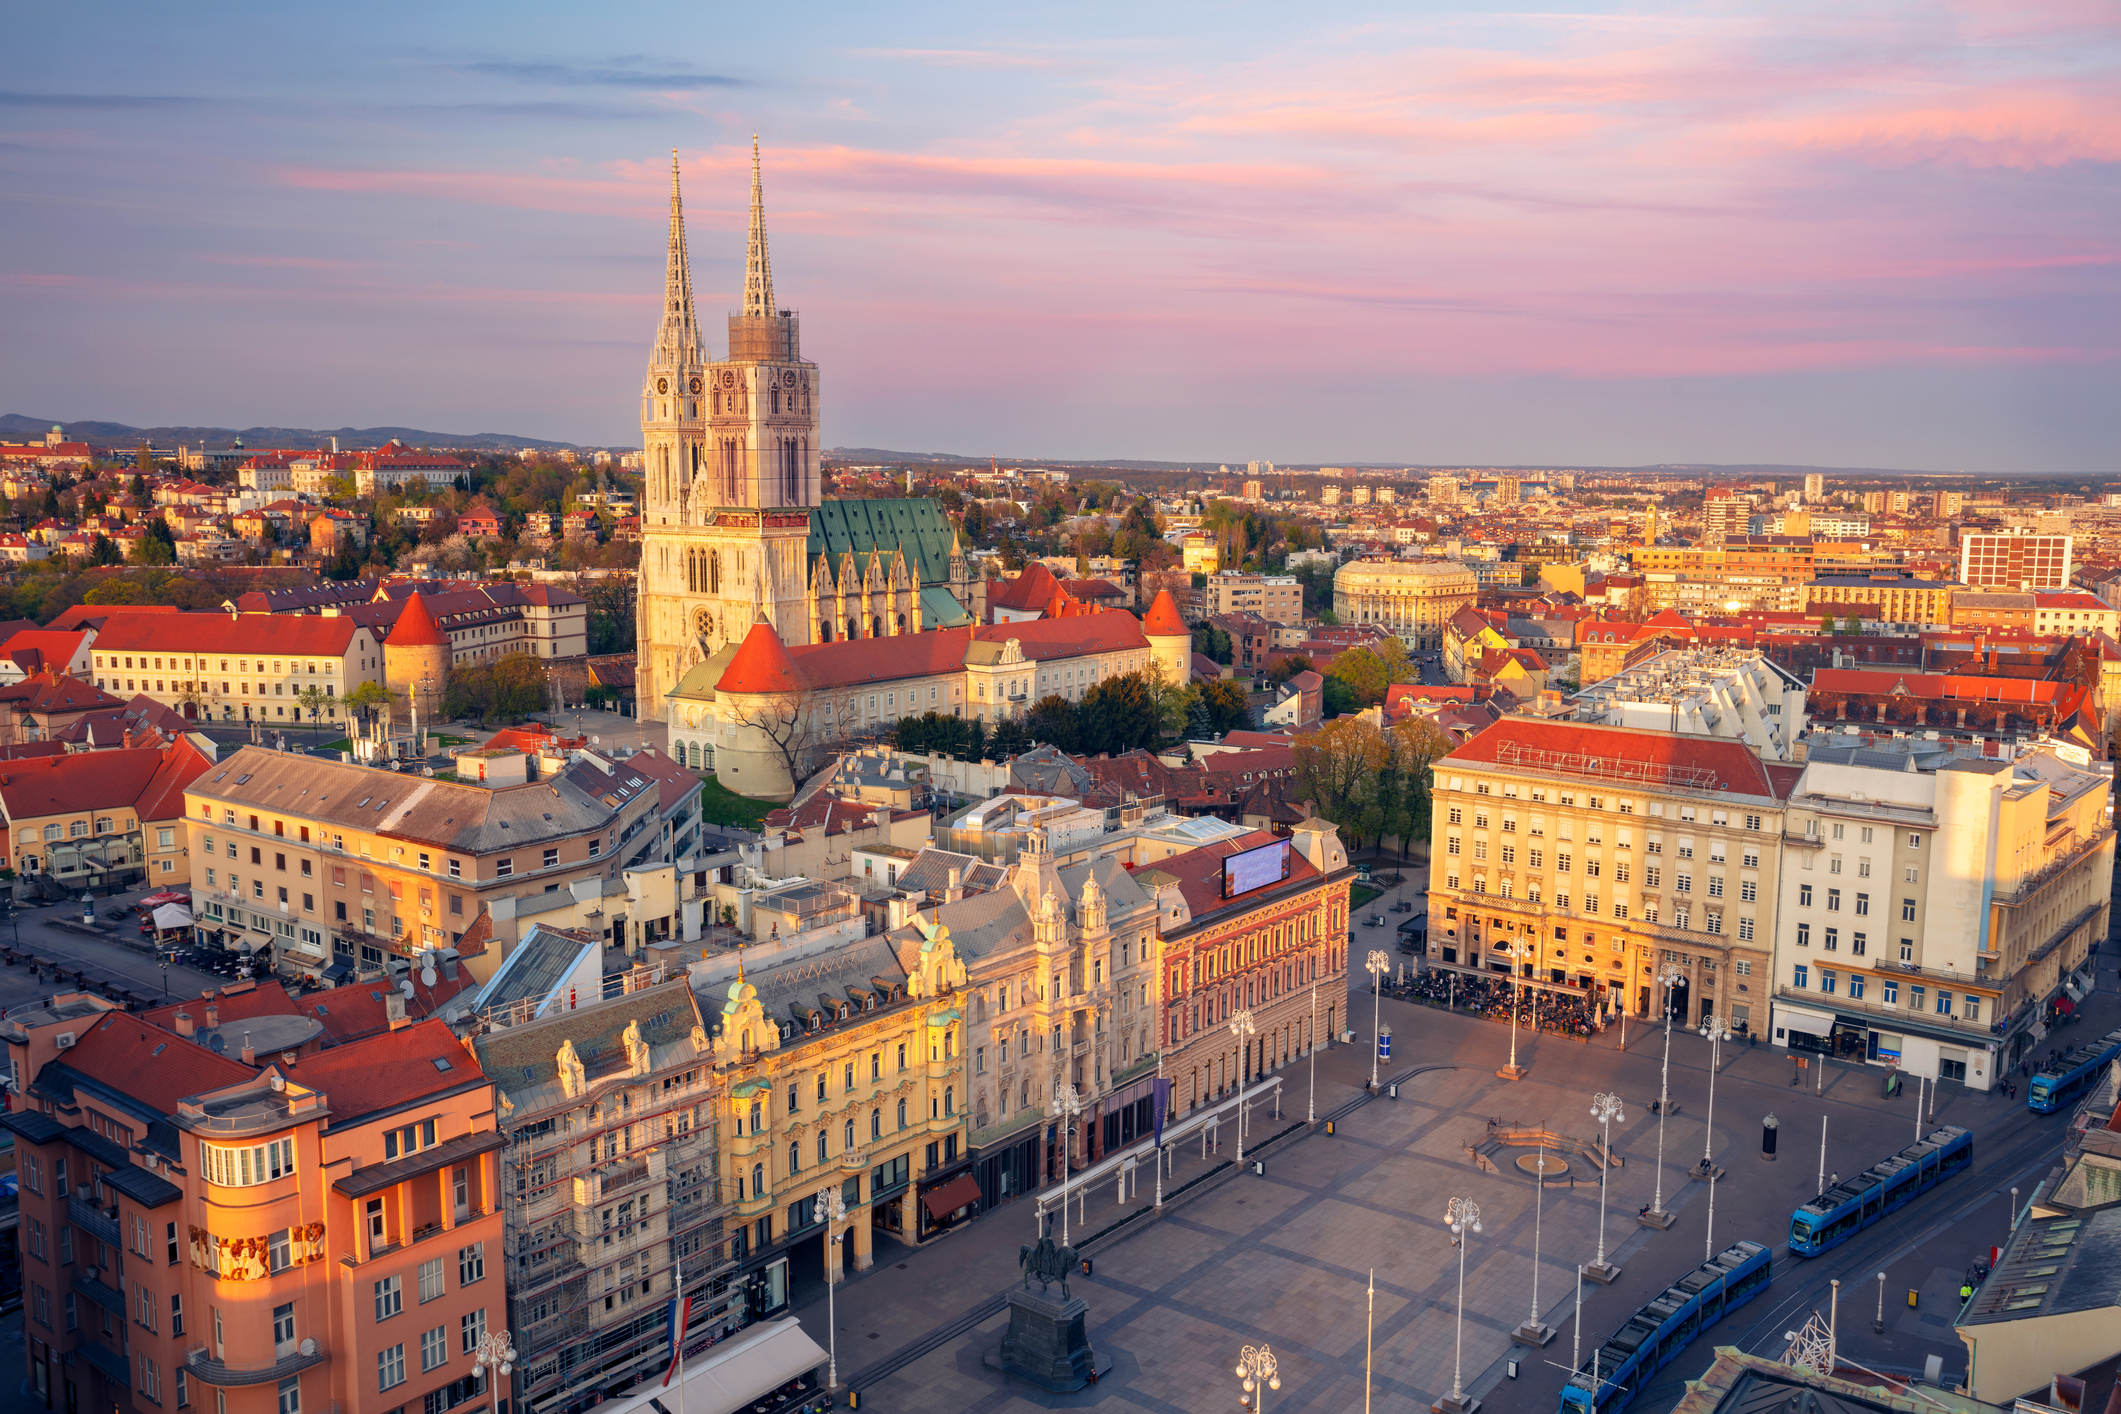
[920,584,975,628]
[808,499,958,586]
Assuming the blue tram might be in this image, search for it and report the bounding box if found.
[2028,1027,2121,1114]
[1787,1125,1971,1257]
[1558,1240,1773,1414]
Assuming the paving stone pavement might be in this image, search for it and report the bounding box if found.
[787,931,2113,1414]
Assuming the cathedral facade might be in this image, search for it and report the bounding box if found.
[636,144,980,717]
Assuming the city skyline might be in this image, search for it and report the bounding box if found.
[3,0,2116,471]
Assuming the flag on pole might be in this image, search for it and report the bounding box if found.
[1151,1077,1172,1147]
[662,1292,692,1386]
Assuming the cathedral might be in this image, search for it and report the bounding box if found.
[635,143,981,717]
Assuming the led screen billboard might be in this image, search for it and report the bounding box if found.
[1222,840,1290,898]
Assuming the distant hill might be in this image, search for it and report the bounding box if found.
[1,414,586,453]
[828,447,1988,477]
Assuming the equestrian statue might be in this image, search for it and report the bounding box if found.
[1018,1233,1079,1299]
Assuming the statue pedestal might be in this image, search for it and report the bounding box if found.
[983,1288,1107,1391]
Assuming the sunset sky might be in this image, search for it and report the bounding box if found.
[4,1,2116,469]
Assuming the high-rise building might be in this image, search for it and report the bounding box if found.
[1349,484,1372,505]
[1321,486,1342,506]
[1429,477,1460,506]
[1803,473,1825,501]
[1241,479,1263,500]
[1700,489,1755,544]
[1862,491,1887,515]
[1959,530,2072,590]
[1491,476,1521,506]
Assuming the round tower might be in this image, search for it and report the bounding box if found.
[1142,589,1191,686]
[384,591,452,711]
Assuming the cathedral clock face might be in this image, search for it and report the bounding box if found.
[656,377,670,394]
[689,377,703,394]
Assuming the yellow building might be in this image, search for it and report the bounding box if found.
[1181,533,1221,575]
[91,611,384,724]
[702,928,971,1308]
[1805,576,1956,625]
[182,744,659,981]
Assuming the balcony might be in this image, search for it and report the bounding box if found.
[1999,831,2113,909]
[71,1269,127,1316]
[68,1195,121,1249]
[1782,832,1824,850]
[78,1338,131,1390]
[186,1339,328,1387]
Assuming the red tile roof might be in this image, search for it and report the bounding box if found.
[1811,668,2067,704]
[0,743,170,821]
[989,563,1062,613]
[1151,828,1329,921]
[0,670,124,715]
[721,612,1154,694]
[64,1011,258,1114]
[388,592,450,647]
[1441,717,1780,797]
[719,622,806,694]
[1142,590,1187,636]
[92,611,368,656]
[283,1018,485,1124]
[135,735,216,823]
[0,629,86,666]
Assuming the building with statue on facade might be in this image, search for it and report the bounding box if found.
[634,142,984,721]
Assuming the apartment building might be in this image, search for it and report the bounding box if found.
[472,970,732,1414]
[1152,816,1353,1113]
[695,928,971,1314]
[90,612,385,724]
[1428,719,1793,1032]
[1960,531,2071,591]
[3,737,215,894]
[1769,752,2112,1088]
[1202,571,1303,624]
[182,745,661,983]
[1807,575,1957,627]
[3,995,504,1414]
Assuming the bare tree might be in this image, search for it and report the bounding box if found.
[724,684,861,791]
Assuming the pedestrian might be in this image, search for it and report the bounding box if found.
[1959,1281,1973,1305]
[1830,1172,1839,1188]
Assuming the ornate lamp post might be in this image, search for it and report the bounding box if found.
[1235,1343,1281,1413]
[1694,1015,1733,1180]
[1441,1196,1484,1414]
[1587,1092,1626,1283]
[1048,1084,1085,1245]
[1498,973,1528,1080]
[1307,975,1318,1123]
[1515,1142,1557,1346]
[1366,950,1389,1087]
[815,1184,848,1387]
[469,1327,517,1414]
[1228,1007,1258,1164]
[1640,963,1684,1229]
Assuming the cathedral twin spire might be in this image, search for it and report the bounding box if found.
[656,136,776,365]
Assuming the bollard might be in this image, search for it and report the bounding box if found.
[1388,1082,1399,1100]
[1907,1288,1918,1309]
[1325,1120,1336,1136]
[1762,1113,1780,1161]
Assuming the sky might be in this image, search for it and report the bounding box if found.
[2,1,2117,471]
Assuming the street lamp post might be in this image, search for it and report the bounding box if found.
[1366,950,1389,1087]
[1228,1008,1257,1165]
[469,1327,517,1414]
[1873,1270,1888,1335]
[1641,964,1684,1228]
[1587,1092,1626,1283]
[1235,1343,1281,1414]
[1498,974,1528,1080]
[815,1184,847,1388]
[1441,1196,1484,1414]
[1307,977,1317,1124]
[1048,1084,1085,1246]
[1694,1016,1733,1181]
[1515,1142,1557,1346]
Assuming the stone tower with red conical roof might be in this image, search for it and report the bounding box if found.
[384,591,452,712]
[1142,589,1191,687]
[709,622,810,798]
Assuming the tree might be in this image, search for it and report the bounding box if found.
[1328,640,1411,706]
[1195,677,1252,736]
[1192,624,1233,664]
[128,519,176,566]
[88,534,120,566]
[1269,654,1312,684]
[1023,695,1081,753]
[135,443,154,475]
[1080,671,1160,756]
[296,683,333,736]
[1321,674,1360,718]
[986,713,1030,759]
[130,472,148,503]
[723,680,855,793]
[340,680,391,732]
[1293,718,1393,849]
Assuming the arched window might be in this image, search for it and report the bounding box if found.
[944,1086,954,1116]
[788,1142,800,1174]
[844,1120,855,1150]
[818,621,831,642]
[748,1100,761,1133]
[750,1163,763,1198]
[709,551,721,594]
[872,616,883,639]
[895,1098,907,1130]
[870,1109,881,1140]
[896,614,906,634]
[848,618,859,640]
[816,1132,827,1164]
[1020,1081,1030,1109]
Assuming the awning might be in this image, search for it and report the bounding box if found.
[321,962,352,982]
[920,1171,982,1220]
[1776,1002,1837,1037]
[152,904,193,930]
[2053,995,2076,1015]
[140,891,188,908]
[597,1318,827,1414]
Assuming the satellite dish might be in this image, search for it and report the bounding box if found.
[422,968,438,988]
[400,981,415,999]
[299,1338,315,1357]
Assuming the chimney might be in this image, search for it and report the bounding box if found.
[205,1000,220,1029]
[385,991,409,1030]
[945,867,964,904]
[872,806,892,834]
[173,1011,195,1038]
[240,1031,255,1066]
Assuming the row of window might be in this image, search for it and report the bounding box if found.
[1796,884,1919,920]
[200,1137,295,1188]
[1444,779,1764,829]
[21,817,131,841]
[97,654,342,675]
[1788,966,1981,1018]
[374,1246,487,1320]
[377,1309,488,1391]
[1441,875,1755,939]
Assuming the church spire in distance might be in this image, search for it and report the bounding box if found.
[656,149,703,366]
[743,134,775,319]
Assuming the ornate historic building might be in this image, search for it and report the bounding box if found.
[636,146,980,717]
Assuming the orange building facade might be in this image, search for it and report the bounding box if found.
[5,995,504,1414]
